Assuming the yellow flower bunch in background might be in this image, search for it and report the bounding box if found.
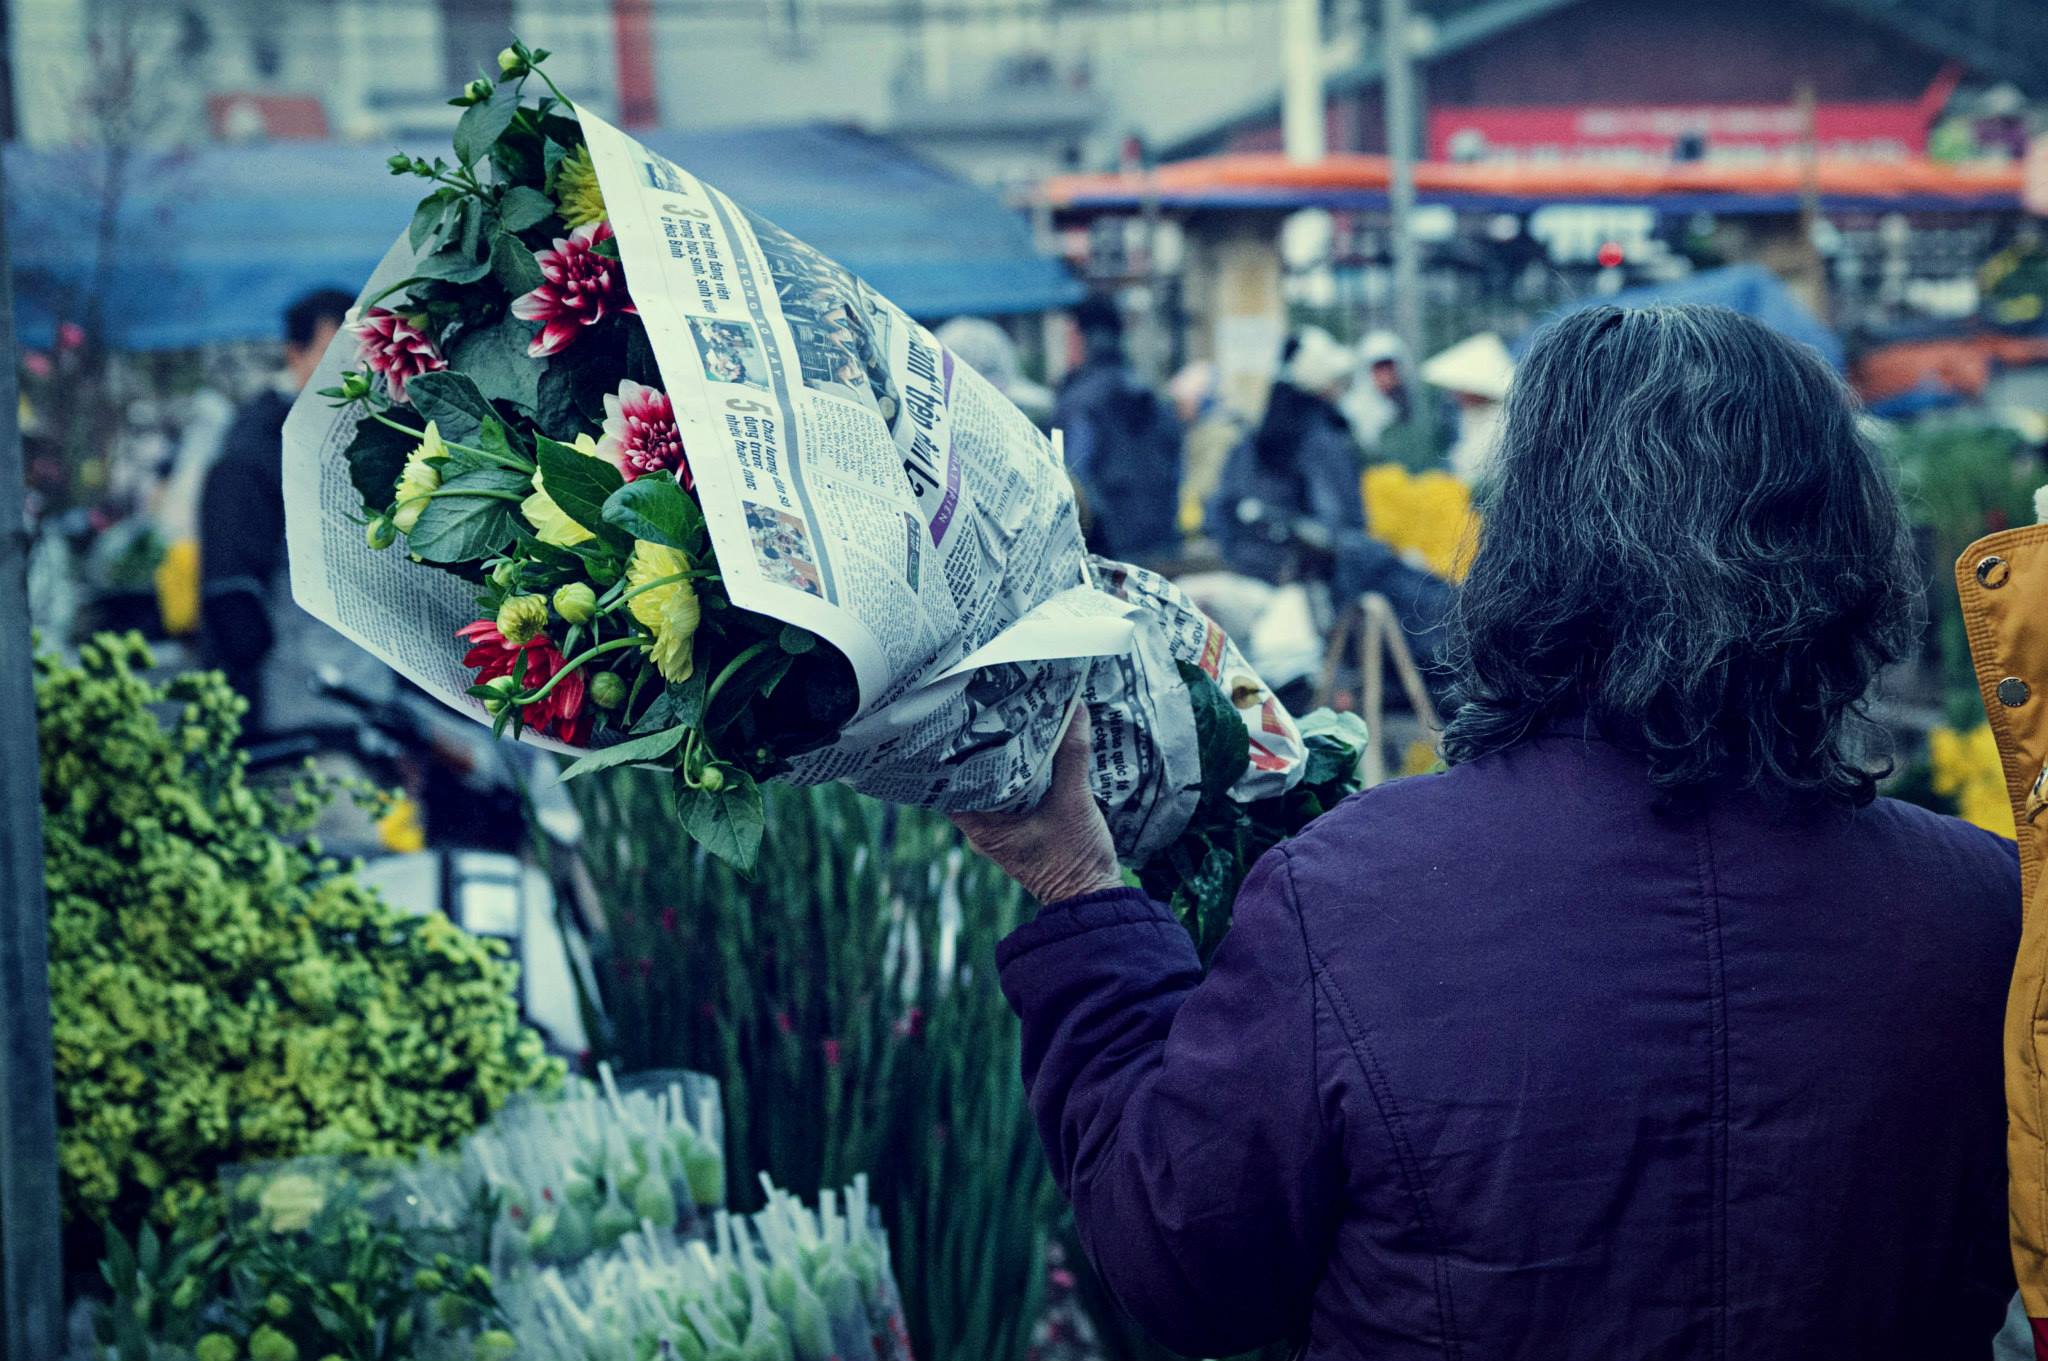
[1361,463,1478,583]
[1929,722,2015,838]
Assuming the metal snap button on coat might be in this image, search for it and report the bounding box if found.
[2000,677,2032,707]
[1978,555,2011,589]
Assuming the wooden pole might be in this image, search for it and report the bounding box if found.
[0,152,66,1361]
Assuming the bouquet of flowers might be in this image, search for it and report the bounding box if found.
[287,42,1320,880]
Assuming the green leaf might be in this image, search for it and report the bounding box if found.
[634,673,705,733]
[492,229,545,297]
[534,362,582,442]
[706,648,791,734]
[405,467,526,563]
[558,725,689,780]
[408,188,460,252]
[779,624,817,655]
[341,416,414,510]
[406,370,498,445]
[591,232,621,260]
[459,199,488,262]
[454,79,523,167]
[450,314,542,412]
[410,243,493,285]
[676,768,763,876]
[1177,659,1251,807]
[498,185,555,232]
[603,472,705,551]
[537,435,627,542]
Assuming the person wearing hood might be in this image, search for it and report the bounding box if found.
[1051,294,1183,565]
[935,316,1055,430]
[1206,327,1453,678]
[1420,331,1515,487]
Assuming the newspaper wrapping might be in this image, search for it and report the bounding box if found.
[283,108,1305,864]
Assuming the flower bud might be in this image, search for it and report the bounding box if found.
[412,1267,446,1293]
[497,594,549,645]
[464,78,494,105]
[490,560,519,590]
[590,670,626,710]
[387,152,414,174]
[365,515,398,551]
[497,46,525,76]
[264,1291,292,1320]
[553,581,597,624]
[480,675,520,718]
[474,1330,519,1360]
[466,1263,494,1290]
[249,1327,298,1361]
[195,1334,239,1361]
[699,764,726,793]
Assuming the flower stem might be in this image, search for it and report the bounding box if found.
[517,636,640,706]
[427,486,524,503]
[705,640,773,710]
[373,413,533,474]
[600,571,697,616]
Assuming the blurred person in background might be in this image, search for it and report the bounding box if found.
[200,287,386,735]
[1421,331,1515,487]
[966,305,2015,1361]
[1167,359,1244,541]
[1345,330,1444,471]
[936,315,1055,429]
[1208,327,1453,678]
[1052,294,1182,565]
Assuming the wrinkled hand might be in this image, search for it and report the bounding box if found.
[953,706,1123,905]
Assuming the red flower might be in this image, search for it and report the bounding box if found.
[352,307,447,405]
[659,906,679,934]
[822,1037,842,1069]
[510,221,635,358]
[597,379,689,486]
[457,618,590,744]
[57,321,85,351]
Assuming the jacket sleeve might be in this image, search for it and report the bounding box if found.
[995,853,1337,1357]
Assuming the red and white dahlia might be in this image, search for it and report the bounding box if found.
[510,221,636,358]
[597,379,690,486]
[457,618,591,744]
[352,307,447,405]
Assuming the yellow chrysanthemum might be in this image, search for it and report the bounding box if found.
[391,420,448,534]
[520,432,611,547]
[555,144,607,230]
[1929,723,2016,837]
[626,541,700,683]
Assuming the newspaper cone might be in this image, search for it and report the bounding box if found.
[284,98,1304,867]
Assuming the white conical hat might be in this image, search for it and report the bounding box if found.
[1420,332,1515,401]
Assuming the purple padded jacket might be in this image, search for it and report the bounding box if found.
[997,726,2019,1360]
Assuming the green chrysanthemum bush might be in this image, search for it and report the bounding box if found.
[39,633,563,1230]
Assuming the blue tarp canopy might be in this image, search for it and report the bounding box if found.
[5,123,1080,351]
[1547,263,1845,371]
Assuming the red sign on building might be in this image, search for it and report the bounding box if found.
[1428,71,1963,167]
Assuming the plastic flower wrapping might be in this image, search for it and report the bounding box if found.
[80,1067,916,1361]
[287,40,1362,885]
[467,1069,728,1271]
